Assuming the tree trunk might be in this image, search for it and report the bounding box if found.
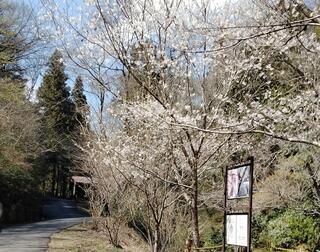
[51,165,56,196]
[61,174,67,198]
[191,167,200,251]
[153,227,160,252]
[55,166,60,197]
[147,229,154,252]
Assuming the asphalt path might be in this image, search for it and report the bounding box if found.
[0,198,88,252]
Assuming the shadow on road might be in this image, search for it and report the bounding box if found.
[41,198,89,220]
[0,198,89,252]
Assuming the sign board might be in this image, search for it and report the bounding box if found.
[226,214,248,247]
[227,165,250,199]
[223,158,254,252]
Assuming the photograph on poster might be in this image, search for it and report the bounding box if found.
[226,214,248,247]
[227,165,250,199]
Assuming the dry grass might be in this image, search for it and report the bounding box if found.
[254,246,308,252]
[48,222,148,252]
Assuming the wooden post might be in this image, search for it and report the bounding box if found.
[222,166,228,252]
[247,157,254,252]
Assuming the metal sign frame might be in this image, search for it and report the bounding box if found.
[223,157,254,252]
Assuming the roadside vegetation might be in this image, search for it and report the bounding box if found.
[0,0,44,224]
[0,0,87,224]
[48,221,148,252]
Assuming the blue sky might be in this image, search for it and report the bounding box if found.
[22,0,108,114]
[31,0,119,128]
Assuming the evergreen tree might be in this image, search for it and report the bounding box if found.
[71,76,89,177]
[71,76,88,127]
[37,49,75,197]
[38,50,75,147]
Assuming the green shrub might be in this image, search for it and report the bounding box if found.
[252,209,284,247]
[265,211,319,250]
[202,225,223,248]
[0,153,42,224]
[199,208,224,248]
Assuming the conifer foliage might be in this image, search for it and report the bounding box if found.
[72,76,88,129]
[37,49,76,197]
[38,50,74,144]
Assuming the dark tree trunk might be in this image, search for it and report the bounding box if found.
[191,167,200,251]
[153,225,160,252]
[61,176,67,198]
[55,166,60,197]
[51,165,56,196]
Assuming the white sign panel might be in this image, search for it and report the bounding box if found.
[226,214,248,247]
[227,165,250,199]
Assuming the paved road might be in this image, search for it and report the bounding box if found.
[0,198,89,252]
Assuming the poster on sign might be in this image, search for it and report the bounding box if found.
[227,165,250,199]
[226,214,248,247]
